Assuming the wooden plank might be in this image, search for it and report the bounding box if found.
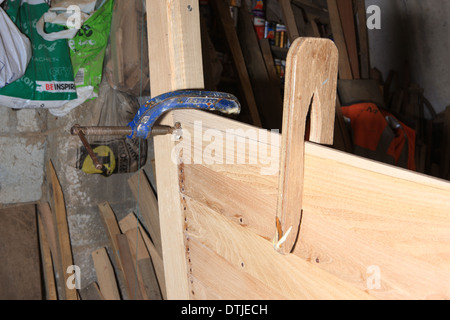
[78,282,104,300]
[210,0,262,127]
[184,195,373,299]
[47,160,77,300]
[119,213,166,299]
[138,258,163,300]
[37,201,60,299]
[354,0,371,79]
[146,0,206,299]
[125,228,162,300]
[258,38,282,90]
[116,233,145,300]
[276,38,338,253]
[337,0,360,79]
[327,0,353,79]
[166,108,450,299]
[37,212,58,300]
[92,248,121,300]
[188,238,288,300]
[237,1,283,129]
[128,170,162,257]
[279,0,300,42]
[146,0,203,97]
[0,204,42,300]
[98,202,124,277]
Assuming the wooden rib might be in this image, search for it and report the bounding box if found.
[276,37,338,254]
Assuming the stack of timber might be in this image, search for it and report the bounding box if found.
[92,170,165,300]
[33,160,163,300]
[36,160,78,300]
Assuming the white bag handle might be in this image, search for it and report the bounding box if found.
[36,5,92,41]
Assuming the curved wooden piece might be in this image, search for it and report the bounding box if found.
[275,37,338,254]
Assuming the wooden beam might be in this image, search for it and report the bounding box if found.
[354,0,371,79]
[237,1,283,129]
[210,0,262,127]
[146,0,205,299]
[336,0,360,79]
[146,0,204,97]
[259,38,282,90]
[278,0,300,42]
[327,0,353,79]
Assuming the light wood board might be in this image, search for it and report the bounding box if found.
[154,108,450,299]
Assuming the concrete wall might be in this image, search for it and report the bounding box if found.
[0,108,46,205]
[366,0,450,114]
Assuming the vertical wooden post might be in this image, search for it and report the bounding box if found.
[146,0,204,299]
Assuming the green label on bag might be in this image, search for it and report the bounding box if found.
[69,0,114,97]
[0,0,77,105]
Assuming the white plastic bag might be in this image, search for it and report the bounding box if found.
[35,0,97,41]
[0,0,32,88]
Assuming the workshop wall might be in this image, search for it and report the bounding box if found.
[0,108,46,204]
[367,0,450,115]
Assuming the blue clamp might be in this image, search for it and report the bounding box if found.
[127,90,241,139]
